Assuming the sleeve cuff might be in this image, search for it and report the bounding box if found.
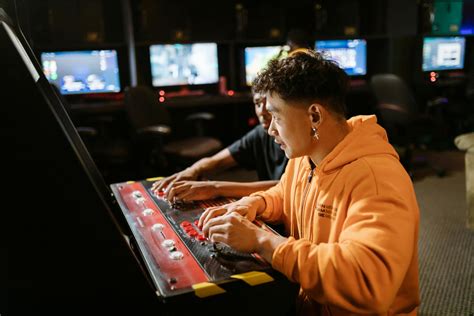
[271,236,296,275]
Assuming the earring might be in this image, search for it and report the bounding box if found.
[312,127,319,140]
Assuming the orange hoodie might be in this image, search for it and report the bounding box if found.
[252,115,420,315]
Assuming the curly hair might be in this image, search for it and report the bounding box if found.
[252,49,348,117]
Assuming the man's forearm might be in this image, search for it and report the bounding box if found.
[190,148,237,177]
[214,180,278,199]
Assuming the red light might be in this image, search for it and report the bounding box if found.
[159,97,165,102]
[248,117,258,126]
[430,77,436,82]
[159,90,165,96]
[227,90,235,96]
[430,72,436,77]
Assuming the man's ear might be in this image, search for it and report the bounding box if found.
[308,103,323,126]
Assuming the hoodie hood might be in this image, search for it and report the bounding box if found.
[320,115,399,173]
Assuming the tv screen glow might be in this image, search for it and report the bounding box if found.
[41,50,121,95]
[315,39,367,76]
[149,43,219,87]
[422,36,466,72]
[244,45,283,86]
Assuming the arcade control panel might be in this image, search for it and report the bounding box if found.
[110,178,284,300]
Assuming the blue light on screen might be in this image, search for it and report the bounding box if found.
[41,50,121,95]
[422,37,466,72]
[244,46,283,86]
[315,39,367,76]
[149,43,219,87]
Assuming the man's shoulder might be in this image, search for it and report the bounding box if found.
[342,155,411,191]
[240,124,267,141]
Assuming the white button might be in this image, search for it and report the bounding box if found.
[135,197,146,204]
[151,223,164,231]
[132,191,143,198]
[162,239,175,248]
[169,251,184,260]
[142,208,154,216]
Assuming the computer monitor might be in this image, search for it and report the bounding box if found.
[422,36,466,72]
[244,45,284,86]
[149,43,219,87]
[315,39,367,76]
[40,50,121,95]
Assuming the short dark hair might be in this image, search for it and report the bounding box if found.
[252,49,348,117]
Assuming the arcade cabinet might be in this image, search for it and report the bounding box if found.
[1,9,297,315]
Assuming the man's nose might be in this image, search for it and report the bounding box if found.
[267,119,276,136]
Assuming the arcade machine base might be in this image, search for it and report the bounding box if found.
[110,177,299,315]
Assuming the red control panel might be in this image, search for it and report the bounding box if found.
[115,181,208,292]
[110,179,273,298]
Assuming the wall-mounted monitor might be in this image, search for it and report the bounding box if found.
[422,36,466,72]
[244,45,284,86]
[315,39,367,76]
[149,43,219,87]
[41,50,121,95]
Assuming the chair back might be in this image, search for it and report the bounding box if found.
[124,86,171,130]
[370,73,418,127]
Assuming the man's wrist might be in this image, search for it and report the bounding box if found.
[194,157,218,179]
[211,181,222,196]
[249,194,266,216]
[256,230,287,264]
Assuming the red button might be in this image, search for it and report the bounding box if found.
[197,235,206,241]
[184,226,194,233]
[180,221,191,227]
[188,231,198,237]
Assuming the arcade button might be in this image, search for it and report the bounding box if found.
[142,208,154,216]
[162,239,175,248]
[132,190,143,198]
[169,251,184,260]
[180,221,192,227]
[151,223,165,231]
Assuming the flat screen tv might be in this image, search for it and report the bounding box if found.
[40,49,121,95]
[244,45,283,86]
[149,43,219,87]
[315,39,367,76]
[422,36,466,72]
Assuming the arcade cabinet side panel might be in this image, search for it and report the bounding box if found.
[0,17,160,315]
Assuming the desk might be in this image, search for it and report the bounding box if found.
[163,94,253,109]
[70,94,255,147]
[70,94,253,113]
[71,100,124,113]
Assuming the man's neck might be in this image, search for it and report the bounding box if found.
[310,118,350,166]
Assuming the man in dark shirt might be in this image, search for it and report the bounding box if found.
[152,92,288,202]
[228,123,287,181]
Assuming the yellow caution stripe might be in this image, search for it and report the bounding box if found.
[192,282,226,298]
[231,271,274,286]
[126,181,135,184]
[146,176,163,181]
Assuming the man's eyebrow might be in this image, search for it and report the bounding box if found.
[266,103,279,113]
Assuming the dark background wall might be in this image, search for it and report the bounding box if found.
[9,0,472,87]
[3,0,473,181]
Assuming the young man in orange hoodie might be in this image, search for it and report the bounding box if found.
[199,50,420,315]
